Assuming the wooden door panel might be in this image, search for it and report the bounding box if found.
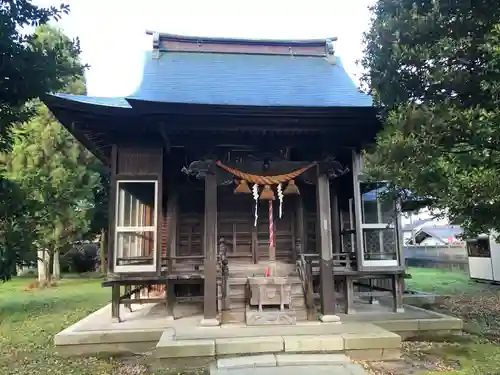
[218,192,255,263]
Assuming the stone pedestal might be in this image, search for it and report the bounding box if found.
[247,277,296,326]
[248,277,292,311]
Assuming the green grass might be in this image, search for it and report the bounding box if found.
[405,267,490,295]
[412,335,500,375]
[0,277,114,375]
[0,276,205,375]
[2,269,500,375]
[404,267,500,375]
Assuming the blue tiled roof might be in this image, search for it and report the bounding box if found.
[48,51,372,109]
[129,52,372,107]
[52,93,131,108]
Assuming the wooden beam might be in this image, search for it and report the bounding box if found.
[316,171,339,322]
[201,165,220,326]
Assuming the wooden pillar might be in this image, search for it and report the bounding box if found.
[108,145,118,274]
[330,186,341,314]
[316,173,339,322]
[201,168,220,326]
[392,274,404,313]
[369,278,379,305]
[296,195,306,255]
[111,283,121,323]
[166,281,176,319]
[343,276,355,314]
[124,285,132,311]
[166,188,178,271]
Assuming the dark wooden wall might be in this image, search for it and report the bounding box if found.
[168,183,297,264]
[116,147,163,175]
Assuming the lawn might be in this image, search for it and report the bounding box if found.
[2,269,500,375]
[364,267,500,375]
[405,267,488,295]
[0,276,205,375]
[0,277,114,375]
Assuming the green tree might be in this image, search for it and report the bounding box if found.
[0,1,84,147]
[2,104,101,281]
[0,21,101,282]
[0,179,37,281]
[361,0,500,237]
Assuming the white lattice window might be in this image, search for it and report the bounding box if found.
[352,151,400,268]
[114,180,158,273]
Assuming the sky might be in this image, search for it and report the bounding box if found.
[35,0,376,97]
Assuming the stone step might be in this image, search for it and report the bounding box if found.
[211,365,369,375]
[216,353,350,369]
[227,277,302,285]
[227,289,305,299]
[155,324,401,361]
[175,322,401,349]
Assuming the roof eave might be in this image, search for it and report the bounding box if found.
[145,30,337,47]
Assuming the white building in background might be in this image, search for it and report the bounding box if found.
[401,207,449,228]
[402,208,464,246]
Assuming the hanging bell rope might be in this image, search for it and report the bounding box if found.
[216,160,317,185]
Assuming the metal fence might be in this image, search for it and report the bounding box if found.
[404,244,468,270]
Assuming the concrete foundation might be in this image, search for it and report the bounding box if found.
[53,300,463,362]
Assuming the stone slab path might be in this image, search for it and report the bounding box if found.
[212,364,369,375]
[210,354,370,375]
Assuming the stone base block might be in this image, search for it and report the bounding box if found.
[320,314,341,323]
[283,335,343,353]
[200,318,220,327]
[155,339,215,358]
[342,331,401,350]
[215,336,283,355]
[418,317,463,331]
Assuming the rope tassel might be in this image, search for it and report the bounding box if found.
[277,183,283,218]
[252,184,259,226]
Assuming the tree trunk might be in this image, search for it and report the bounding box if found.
[52,249,60,280]
[100,228,106,274]
[37,249,49,283]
